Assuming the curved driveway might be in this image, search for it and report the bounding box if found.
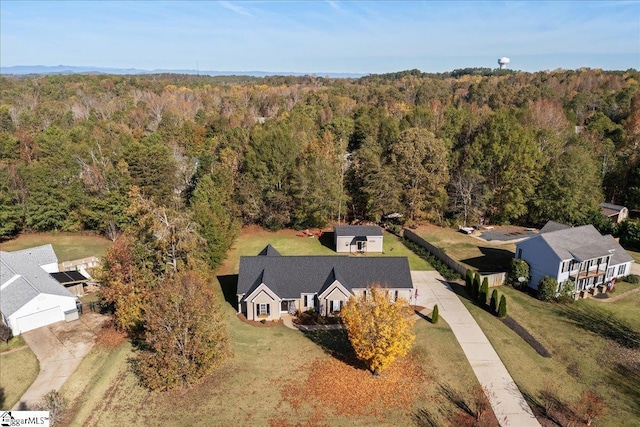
[411,271,540,427]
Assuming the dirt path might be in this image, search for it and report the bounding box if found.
[0,345,28,356]
[590,287,640,303]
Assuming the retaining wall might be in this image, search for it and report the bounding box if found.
[403,229,505,287]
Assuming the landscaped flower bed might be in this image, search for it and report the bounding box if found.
[293,309,343,326]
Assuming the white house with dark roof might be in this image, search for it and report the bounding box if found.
[1,245,78,335]
[236,245,413,321]
[334,225,383,253]
[515,221,634,293]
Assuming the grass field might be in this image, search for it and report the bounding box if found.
[0,232,112,262]
[0,336,26,353]
[413,224,516,272]
[627,249,640,264]
[62,298,481,426]
[218,226,432,275]
[0,346,39,409]
[456,283,640,426]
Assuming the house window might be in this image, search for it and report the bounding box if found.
[618,264,626,276]
[258,303,270,317]
[331,300,341,312]
[305,295,314,308]
[517,248,522,259]
[561,261,570,273]
[394,290,399,301]
[607,267,614,278]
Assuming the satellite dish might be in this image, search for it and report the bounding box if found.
[498,57,510,69]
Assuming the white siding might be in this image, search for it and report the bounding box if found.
[516,238,563,289]
[7,293,76,335]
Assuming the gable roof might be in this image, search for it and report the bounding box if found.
[523,222,634,264]
[539,221,570,234]
[258,244,281,257]
[1,247,74,318]
[238,254,412,300]
[600,202,627,217]
[334,225,383,237]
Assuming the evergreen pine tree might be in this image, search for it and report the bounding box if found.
[498,295,507,318]
[431,304,439,324]
[473,273,481,302]
[480,277,489,305]
[490,289,499,313]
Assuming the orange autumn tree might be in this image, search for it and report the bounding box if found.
[341,286,416,375]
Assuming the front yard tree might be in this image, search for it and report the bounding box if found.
[137,269,230,391]
[507,258,530,290]
[480,277,489,305]
[498,295,507,317]
[489,289,499,313]
[341,286,416,375]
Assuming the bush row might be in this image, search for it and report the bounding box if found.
[402,238,461,280]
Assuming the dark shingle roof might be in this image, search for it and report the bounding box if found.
[334,225,383,237]
[258,244,281,256]
[238,251,412,300]
[600,202,626,213]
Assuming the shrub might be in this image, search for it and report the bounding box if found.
[489,289,498,313]
[479,278,489,305]
[538,276,559,302]
[473,273,481,302]
[465,269,474,294]
[0,323,12,344]
[34,390,66,426]
[498,295,507,317]
[556,280,575,304]
[624,274,640,284]
[507,258,530,289]
[431,304,439,324]
[402,238,460,280]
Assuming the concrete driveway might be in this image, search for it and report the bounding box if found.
[411,271,540,427]
[12,312,108,410]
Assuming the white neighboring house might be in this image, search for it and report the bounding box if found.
[334,225,383,253]
[515,221,634,293]
[1,245,78,335]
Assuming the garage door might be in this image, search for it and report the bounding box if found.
[16,307,61,333]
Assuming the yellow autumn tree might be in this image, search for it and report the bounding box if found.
[341,286,416,375]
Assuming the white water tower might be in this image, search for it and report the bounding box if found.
[498,57,510,69]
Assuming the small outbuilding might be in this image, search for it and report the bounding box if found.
[334,225,383,253]
[600,202,629,224]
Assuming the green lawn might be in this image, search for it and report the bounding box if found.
[218,227,432,275]
[0,347,39,410]
[457,284,640,426]
[0,336,27,353]
[414,224,516,272]
[0,232,112,262]
[62,296,480,426]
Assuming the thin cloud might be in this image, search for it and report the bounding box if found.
[218,1,253,17]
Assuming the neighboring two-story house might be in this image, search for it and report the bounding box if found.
[515,221,634,293]
[236,245,413,321]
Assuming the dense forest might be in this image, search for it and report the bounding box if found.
[1,68,639,265]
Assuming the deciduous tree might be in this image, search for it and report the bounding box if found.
[136,270,230,390]
[341,286,415,375]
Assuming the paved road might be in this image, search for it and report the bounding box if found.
[12,312,107,410]
[411,271,540,427]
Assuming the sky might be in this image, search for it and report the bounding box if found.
[1,0,639,74]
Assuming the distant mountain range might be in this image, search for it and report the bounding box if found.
[0,65,364,78]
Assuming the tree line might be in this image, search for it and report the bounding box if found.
[1,68,639,247]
